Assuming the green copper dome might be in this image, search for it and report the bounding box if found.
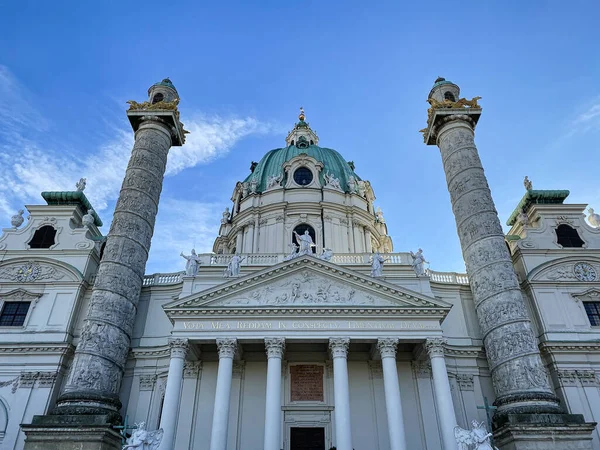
[243,144,361,193]
[148,78,178,94]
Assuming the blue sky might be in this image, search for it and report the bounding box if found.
[1,1,599,274]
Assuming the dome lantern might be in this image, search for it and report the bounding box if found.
[285,107,319,147]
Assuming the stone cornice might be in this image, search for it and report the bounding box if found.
[540,342,600,354]
[0,343,74,356]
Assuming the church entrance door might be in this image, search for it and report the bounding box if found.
[290,427,325,450]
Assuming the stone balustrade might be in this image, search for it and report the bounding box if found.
[141,252,469,286]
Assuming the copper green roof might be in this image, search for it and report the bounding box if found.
[243,144,361,193]
[41,191,103,226]
[149,78,178,93]
[506,189,570,226]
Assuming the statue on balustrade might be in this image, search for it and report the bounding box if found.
[224,254,245,277]
[221,207,231,224]
[180,249,201,276]
[294,229,315,256]
[319,248,333,261]
[455,420,498,450]
[122,422,163,450]
[370,251,388,277]
[410,248,428,277]
[284,243,299,261]
[323,172,341,190]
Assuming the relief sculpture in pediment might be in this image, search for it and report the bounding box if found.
[213,270,383,307]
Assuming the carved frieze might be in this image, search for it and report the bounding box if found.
[412,360,432,378]
[183,362,202,378]
[535,262,600,282]
[139,374,157,390]
[455,373,474,391]
[484,322,539,370]
[0,261,65,282]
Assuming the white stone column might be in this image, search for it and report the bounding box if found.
[253,218,260,253]
[245,223,254,253]
[377,338,407,450]
[209,338,237,450]
[426,338,457,450]
[263,338,285,450]
[235,229,243,254]
[364,228,372,253]
[329,338,353,450]
[158,338,189,450]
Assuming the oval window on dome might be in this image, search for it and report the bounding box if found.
[293,167,313,186]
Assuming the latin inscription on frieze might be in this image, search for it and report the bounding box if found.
[290,365,324,402]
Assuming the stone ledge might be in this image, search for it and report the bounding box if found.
[22,417,121,450]
[494,414,597,450]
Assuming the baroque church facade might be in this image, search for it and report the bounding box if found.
[0,78,599,450]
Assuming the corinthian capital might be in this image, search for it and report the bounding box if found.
[377,338,399,359]
[425,337,447,358]
[168,338,189,359]
[329,337,350,359]
[216,338,237,359]
[265,338,285,359]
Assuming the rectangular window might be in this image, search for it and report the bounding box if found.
[584,302,600,326]
[0,302,30,326]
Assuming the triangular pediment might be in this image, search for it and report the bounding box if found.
[164,256,452,313]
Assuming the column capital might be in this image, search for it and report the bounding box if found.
[377,338,399,359]
[329,337,350,359]
[265,337,285,359]
[216,338,237,359]
[425,337,447,358]
[168,337,189,359]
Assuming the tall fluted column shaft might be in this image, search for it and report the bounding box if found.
[263,338,285,450]
[56,119,174,418]
[377,338,407,450]
[209,338,237,450]
[426,338,457,450]
[329,338,353,450]
[434,118,560,417]
[159,338,189,450]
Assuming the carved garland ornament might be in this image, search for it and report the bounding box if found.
[0,261,65,282]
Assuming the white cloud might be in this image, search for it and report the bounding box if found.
[146,198,223,274]
[565,98,600,137]
[166,114,273,175]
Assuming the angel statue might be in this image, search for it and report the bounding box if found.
[180,249,201,276]
[455,420,498,450]
[76,177,87,191]
[122,422,163,450]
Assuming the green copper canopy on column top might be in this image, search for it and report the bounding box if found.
[148,78,178,94]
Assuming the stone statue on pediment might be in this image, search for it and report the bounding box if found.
[320,248,333,261]
[76,177,87,191]
[294,230,315,256]
[266,174,283,189]
[224,254,245,278]
[284,243,299,261]
[10,209,24,228]
[323,172,341,190]
[410,248,428,277]
[181,249,201,276]
[347,175,357,193]
[221,207,231,224]
[370,251,387,277]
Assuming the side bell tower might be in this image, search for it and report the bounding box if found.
[22,79,187,450]
[422,78,596,450]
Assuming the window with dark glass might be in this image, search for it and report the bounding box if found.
[28,225,57,249]
[293,167,313,186]
[292,224,316,253]
[584,302,600,326]
[152,93,164,104]
[0,302,30,326]
[444,91,456,102]
[555,224,584,248]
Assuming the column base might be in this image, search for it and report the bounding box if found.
[493,414,597,450]
[22,414,122,450]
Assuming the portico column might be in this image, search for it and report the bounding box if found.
[426,338,457,450]
[364,228,372,253]
[209,338,237,450]
[377,338,407,450]
[158,338,189,450]
[329,338,353,450]
[235,229,243,253]
[263,338,285,450]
